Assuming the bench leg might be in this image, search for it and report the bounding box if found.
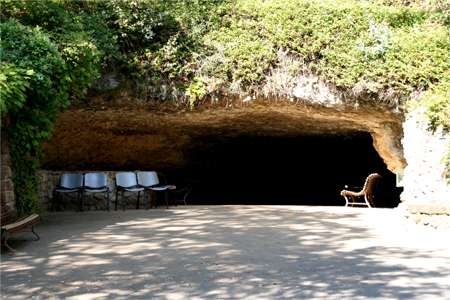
[343,195,350,207]
[2,232,16,253]
[31,226,40,241]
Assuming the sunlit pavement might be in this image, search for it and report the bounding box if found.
[1,206,449,299]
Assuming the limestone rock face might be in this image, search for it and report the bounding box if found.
[41,100,405,173]
[401,108,450,209]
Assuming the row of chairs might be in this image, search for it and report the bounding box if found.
[53,171,186,211]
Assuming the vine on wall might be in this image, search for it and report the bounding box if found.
[1,13,102,214]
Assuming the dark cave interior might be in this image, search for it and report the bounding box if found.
[168,132,402,207]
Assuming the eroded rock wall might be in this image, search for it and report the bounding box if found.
[41,101,405,174]
[400,107,450,217]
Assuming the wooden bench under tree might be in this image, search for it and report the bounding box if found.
[1,199,40,252]
[1,213,40,252]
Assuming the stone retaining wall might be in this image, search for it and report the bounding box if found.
[1,132,16,223]
[37,170,160,211]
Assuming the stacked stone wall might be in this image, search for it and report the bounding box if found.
[1,132,16,224]
[37,171,152,211]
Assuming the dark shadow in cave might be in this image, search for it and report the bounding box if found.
[168,132,402,207]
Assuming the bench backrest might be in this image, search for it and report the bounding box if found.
[363,173,382,199]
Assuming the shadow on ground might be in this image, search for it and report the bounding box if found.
[1,206,449,299]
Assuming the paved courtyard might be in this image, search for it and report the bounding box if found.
[1,206,450,299]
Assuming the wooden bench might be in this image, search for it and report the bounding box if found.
[340,173,382,208]
[1,214,40,252]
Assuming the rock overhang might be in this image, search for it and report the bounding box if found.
[41,99,405,173]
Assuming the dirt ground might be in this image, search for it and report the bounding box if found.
[1,206,449,299]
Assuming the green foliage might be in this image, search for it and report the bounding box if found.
[186,78,207,109]
[444,149,450,182]
[59,36,101,99]
[215,0,448,100]
[422,78,450,132]
[0,16,103,215]
[2,0,119,67]
[0,64,33,116]
[1,20,67,214]
[203,23,275,89]
[101,0,178,51]
[2,0,448,103]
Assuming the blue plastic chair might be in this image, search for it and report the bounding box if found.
[83,172,110,211]
[137,171,176,208]
[115,172,144,210]
[53,173,84,211]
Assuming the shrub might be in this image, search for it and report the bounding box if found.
[1,20,69,214]
[0,18,103,215]
[0,64,33,116]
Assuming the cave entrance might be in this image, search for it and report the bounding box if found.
[168,131,401,207]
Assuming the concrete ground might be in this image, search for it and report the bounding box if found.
[1,206,450,300]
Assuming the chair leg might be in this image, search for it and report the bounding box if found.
[136,192,140,209]
[150,191,155,208]
[80,191,84,212]
[145,191,150,209]
[115,190,119,211]
[165,191,169,209]
[105,191,110,211]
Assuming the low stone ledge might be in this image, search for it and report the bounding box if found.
[406,201,450,215]
[398,202,450,230]
[406,213,450,230]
